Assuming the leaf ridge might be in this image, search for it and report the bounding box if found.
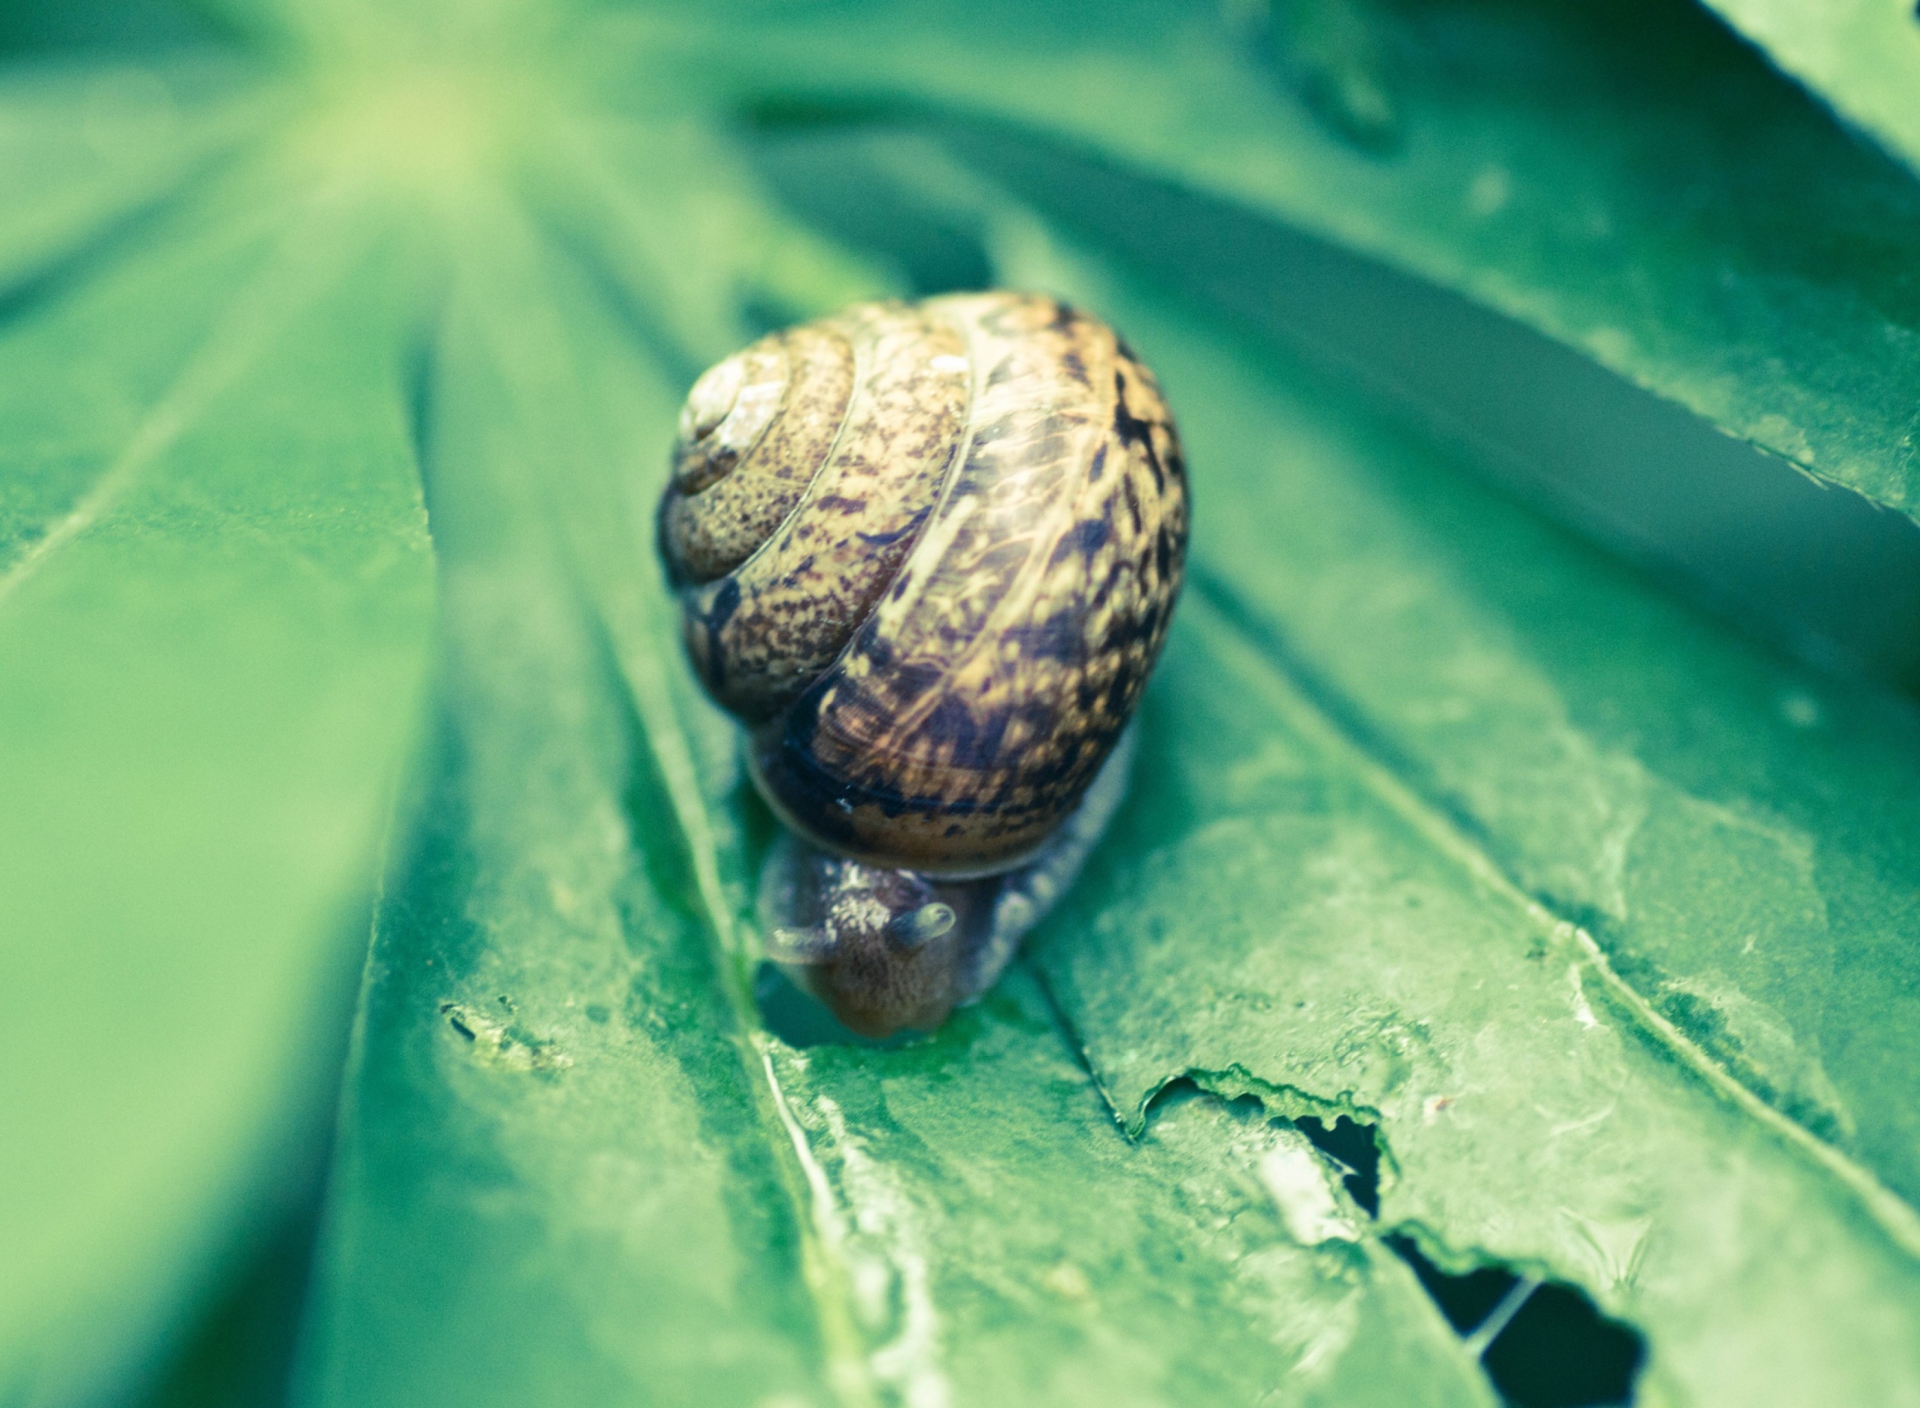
[451,193,883,1407]
[0,59,266,304]
[578,493,884,1408]
[0,186,376,611]
[0,139,238,329]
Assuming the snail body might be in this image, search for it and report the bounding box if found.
[660,292,1187,1036]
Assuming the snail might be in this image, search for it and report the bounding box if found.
[658,292,1188,1037]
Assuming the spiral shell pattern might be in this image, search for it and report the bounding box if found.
[659,292,1187,876]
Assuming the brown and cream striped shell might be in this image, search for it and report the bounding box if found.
[659,291,1188,878]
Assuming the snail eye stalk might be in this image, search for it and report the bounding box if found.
[886,902,955,949]
[766,924,836,964]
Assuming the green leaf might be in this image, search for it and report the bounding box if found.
[0,161,437,1401]
[295,203,833,1406]
[1063,253,1920,1209]
[915,119,1920,693]
[1043,604,1920,1405]
[304,123,1920,1408]
[6,1,1920,1403]
[1003,231,1920,1399]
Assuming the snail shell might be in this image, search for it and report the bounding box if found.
[660,292,1187,1034]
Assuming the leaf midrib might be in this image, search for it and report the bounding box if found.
[447,187,884,1408]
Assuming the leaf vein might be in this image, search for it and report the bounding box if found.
[0,193,370,611]
[1187,566,1920,1264]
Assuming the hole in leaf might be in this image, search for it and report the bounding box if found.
[1283,1102,1647,1407]
[1386,1231,1528,1336]
[1482,1282,1647,1408]
[1145,1074,1274,1125]
[1292,1113,1382,1216]
[1386,1232,1646,1407]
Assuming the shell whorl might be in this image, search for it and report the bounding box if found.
[659,292,1188,877]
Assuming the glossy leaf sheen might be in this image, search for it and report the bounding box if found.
[1061,264,1920,1212]
[1016,228,1920,1403]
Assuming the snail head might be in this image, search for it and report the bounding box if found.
[758,834,985,1038]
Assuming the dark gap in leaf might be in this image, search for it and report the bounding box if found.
[1145,1074,1270,1126]
[1385,1232,1524,1336]
[1152,1080,1646,1407]
[931,116,1920,700]
[1292,1113,1381,1215]
[0,135,243,330]
[1385,1234,1645,1406]
[1482,1281,1647,1408]
[743,127,994,296]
